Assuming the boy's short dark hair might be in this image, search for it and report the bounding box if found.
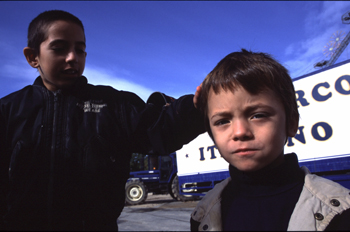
[27,10,85,54]
[199,49,299,139]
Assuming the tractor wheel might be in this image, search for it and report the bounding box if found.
[125,180,148,205]
[171,175,199,202]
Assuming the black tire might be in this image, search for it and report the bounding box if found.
[169,184,176,200]
[171,175,199,202]
[125,180,148,205]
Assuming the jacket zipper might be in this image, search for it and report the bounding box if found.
[48,91,60,229]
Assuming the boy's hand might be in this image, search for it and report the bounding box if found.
[193,84,202,109]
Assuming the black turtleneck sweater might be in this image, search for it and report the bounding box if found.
[221,153,305,231]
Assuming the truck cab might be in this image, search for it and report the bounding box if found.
[125,153,198,205]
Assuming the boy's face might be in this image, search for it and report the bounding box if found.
[36,20,86,92]
[207,86,293,172]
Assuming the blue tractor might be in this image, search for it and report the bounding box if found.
[125,152,198,205]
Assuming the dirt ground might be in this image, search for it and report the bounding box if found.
[118,193,200,231]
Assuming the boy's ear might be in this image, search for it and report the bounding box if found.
[287,116,299,137]
[23,47,39,68]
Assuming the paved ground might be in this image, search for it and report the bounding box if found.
[117,194,200,231]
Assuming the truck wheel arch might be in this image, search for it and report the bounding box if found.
[171,175,199,202]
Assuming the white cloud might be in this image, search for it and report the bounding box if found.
[321,1,350,23]
[3,62,38,80]
[0,57,154,101]
[83,66,154,102]
[284,2,350,78]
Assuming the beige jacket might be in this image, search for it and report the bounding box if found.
[191,167,350,231]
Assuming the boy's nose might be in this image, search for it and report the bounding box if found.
[66,50,78,63]
[232,120,253,141]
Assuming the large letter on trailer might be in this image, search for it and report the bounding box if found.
[312,82,332,102]
[335,75,350,95]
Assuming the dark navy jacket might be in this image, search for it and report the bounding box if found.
[0,76,205,230]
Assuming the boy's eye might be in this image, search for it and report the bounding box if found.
[214,119,230,126]
[52,47,64,51]
[251,113,267,119]
[76,48,86,54]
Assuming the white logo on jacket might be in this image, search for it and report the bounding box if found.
[77,100,107,113]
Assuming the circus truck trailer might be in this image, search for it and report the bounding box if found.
[175,59,350,197]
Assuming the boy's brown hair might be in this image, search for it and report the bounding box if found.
[199,49,299,139]
[27,10,85,55]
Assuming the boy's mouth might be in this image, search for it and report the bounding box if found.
[62,69,79,75]
[233,148,258,155]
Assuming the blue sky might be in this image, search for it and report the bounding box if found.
[1,1,350,101]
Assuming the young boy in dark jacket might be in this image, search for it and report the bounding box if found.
[191,49,350,231]
[0,10,205,231]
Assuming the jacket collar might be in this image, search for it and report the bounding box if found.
[229,153,304,186]
[33,76,88,94]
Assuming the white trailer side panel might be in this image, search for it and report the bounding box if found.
[285,60,350,162]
